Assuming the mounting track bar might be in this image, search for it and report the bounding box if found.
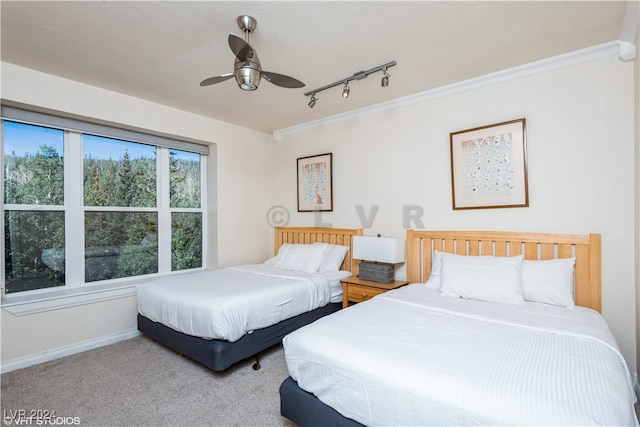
[304,61,397,97]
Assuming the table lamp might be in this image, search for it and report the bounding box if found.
[352,235,405,283]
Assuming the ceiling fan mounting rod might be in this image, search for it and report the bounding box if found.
[237,15,257,44]
[238,15,256,32]
[304,61,397,97]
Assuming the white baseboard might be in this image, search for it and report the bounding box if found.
[0,329,141,374]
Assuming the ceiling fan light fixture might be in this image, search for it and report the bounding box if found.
[342,83,350,98]
[234,59,261,91]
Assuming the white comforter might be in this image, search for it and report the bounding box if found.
[283,284,638,426]
[137,265,350,342]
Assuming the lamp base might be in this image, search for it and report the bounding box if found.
[358,261,395,283]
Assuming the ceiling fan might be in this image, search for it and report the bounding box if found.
[200,15,305,91]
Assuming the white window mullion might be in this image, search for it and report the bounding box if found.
[157,148,170,274]
[65,131,84,286]
[200,154,209,269]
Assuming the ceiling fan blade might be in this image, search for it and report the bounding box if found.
[200,73,234,87]
[228,34,254,62]
[262,71,305,89]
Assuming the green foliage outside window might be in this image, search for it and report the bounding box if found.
[84,212,158,282]
[4,210,65,293]
[171,212,202,271]
[170,150,201,209]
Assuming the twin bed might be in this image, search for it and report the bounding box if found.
[137,226,362,371]
[279,230,638,426]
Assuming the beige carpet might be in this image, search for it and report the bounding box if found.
[1,336,297,427]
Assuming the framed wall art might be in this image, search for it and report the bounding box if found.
[297,153,333,212]
[450,118,528,210]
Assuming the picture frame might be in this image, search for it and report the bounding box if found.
[450,118,528,210]
[297,153,333,212]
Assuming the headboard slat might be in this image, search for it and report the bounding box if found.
[540,243,555,260]
[557,243,572,258]
[481,240,492,256]
[510,242,523,257]
[524,241,537,260]
[495,241,508,257]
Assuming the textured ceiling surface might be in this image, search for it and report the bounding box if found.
[0,1,629,133]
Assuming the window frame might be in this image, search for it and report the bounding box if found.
[1,107,209,315]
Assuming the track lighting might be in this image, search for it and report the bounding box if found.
[304,60,396,108]
[381,69,390,87]
[308,93,317,108]
[342,83,350,98]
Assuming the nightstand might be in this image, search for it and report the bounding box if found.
[341,276,409,308]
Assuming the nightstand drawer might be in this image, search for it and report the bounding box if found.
[346,284,384,303]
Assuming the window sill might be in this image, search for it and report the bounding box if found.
[2,283,137,316]
[2,269,206,316]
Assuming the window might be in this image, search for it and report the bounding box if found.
[83,135,158,282]
[169,149,202,271]
[3,121,65,293]
[2,107,207,300]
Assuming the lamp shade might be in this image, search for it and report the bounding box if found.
[352,236,405,264]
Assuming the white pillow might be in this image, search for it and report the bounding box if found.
[264,243,292,266]
[316,243,349,272]
[274,244,329,273]
[440,253,525,305]
[522,258,575,308]
[424,250,444,289]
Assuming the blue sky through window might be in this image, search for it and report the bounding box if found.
[3,121,198,161]
[3,121,63,157]
[83,134,155,160]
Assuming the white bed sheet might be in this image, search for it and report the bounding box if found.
[137,265,351,342]
[283,284,638,426]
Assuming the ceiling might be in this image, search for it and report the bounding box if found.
[0,1,632,134]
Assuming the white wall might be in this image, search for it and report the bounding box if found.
[2,53,637,374]
[0,63,273,365]
[272,55,637,371]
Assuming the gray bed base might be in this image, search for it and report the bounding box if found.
[137,302,341,371]
[279,376,364,426]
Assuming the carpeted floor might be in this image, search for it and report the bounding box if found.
[1,336,296,427]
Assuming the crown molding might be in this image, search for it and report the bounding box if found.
[273,41,620,142]
[618,0,638,61]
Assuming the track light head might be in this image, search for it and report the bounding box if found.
[342,83,350,98]
[381,69,390,87]
[308,93,317,108]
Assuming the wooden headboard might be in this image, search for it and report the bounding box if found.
[406,230,602,312]
[274,227,363,275]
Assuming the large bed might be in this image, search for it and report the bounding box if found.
[137,226,362,371]
[279,229,638,426]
